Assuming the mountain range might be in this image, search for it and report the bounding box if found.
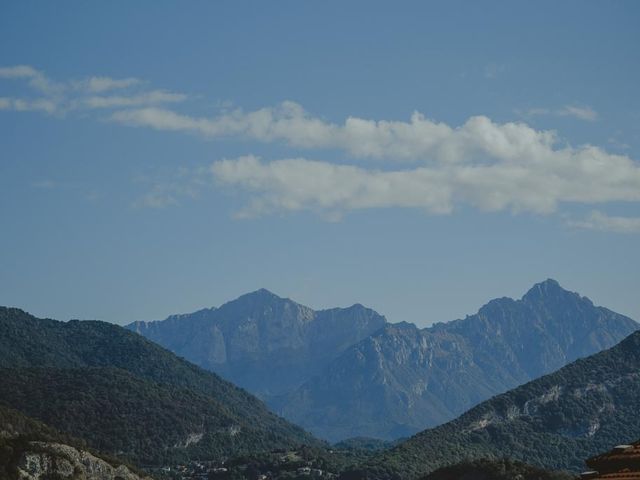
[127,279,638,440]
[2,279,639,479]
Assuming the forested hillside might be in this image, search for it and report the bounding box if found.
[0,306,321,465]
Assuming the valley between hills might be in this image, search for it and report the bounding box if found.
[2,279,640,480]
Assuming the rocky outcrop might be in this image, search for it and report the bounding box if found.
[16,442,149,480]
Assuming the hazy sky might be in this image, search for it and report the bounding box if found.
[1,1,639,326]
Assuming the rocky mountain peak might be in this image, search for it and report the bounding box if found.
[382,321,420,334]
[275,280,638,441]
[236,288,284,303]
[321,303,387,322]
[216,288,309,320]
[522,278,578,303]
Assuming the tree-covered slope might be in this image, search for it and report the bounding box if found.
[420,458,575,480]
[0,404,149,480]
[0,367,310,465]
[0,306,321,464]
[352,330,640,480]
[0,404,62,442]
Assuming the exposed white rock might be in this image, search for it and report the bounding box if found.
[16,441,151,480]
[174,431,204,448]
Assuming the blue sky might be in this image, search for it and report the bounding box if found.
[1,1,639,326]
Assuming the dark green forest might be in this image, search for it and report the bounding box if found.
[0,307,321,466]
[421,458,575,480]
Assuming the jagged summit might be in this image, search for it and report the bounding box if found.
[357,324,640,479]
[165,306,216,320]
[126,291,386,398]
[275,280,638,441]
[319,302,386,319]
[239,287,283,300]
[522,278,579,302]
[216,288,310,322]
[126,281,637,442]
[535,278,562,289]
[522,279,599,312]
[342,303,369,312]
[384,320,420,332]
[222,288,295,309]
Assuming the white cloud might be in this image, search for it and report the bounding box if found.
[559,105,598,121]
[111,102,565,163]
[525,105,598,122]
[0,65,187,115]
[0,65,57,94]
[132,167,207,209]
[3,66,639,225]
[211,152,640,218]
[110,101,339,148]
[112,101,640,218]
[0,96,58,114]
[0,65,40,79]
[211,156,452,217]
[568,211,640,234]
[134,189,180,209]
[80,76,142,93]
[109,100,640,219]
[83,90,187,109]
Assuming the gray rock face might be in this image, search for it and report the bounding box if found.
[275,280,638,440]
[363,330,640,479]
[127,280,638,442]
[16,442,148,480]
[127,289,387,397]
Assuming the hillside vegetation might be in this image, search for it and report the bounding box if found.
[0,307,321,465]
[344,330,640,479]
[0,404,148,479]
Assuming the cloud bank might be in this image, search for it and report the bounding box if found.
[120,102,638,225]
[110,102,564,163]
[211,154,640,219]
[2,65,639,231]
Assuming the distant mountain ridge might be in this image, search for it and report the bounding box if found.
[127,289,387,397]
[279,279,638,440]
[126,280,638,442]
